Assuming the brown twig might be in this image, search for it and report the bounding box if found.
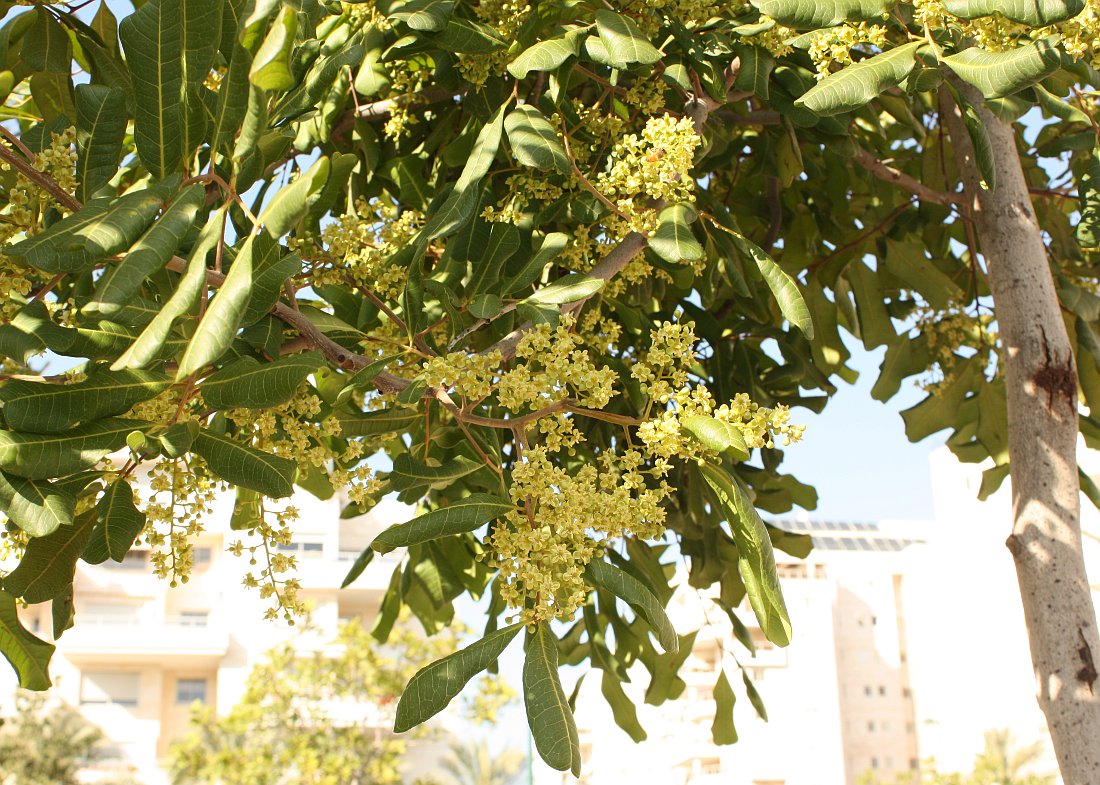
[852,146,963,208]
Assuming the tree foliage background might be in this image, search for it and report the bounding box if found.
[0,0,1098,779]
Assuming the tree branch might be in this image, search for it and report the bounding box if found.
[852,146,963,207]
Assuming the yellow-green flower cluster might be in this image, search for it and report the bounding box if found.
[228,500,307,623]
[497,318,618,412]
[144,458,219,587]
[487,443,670,624]
[807,22,889,79]
[912,303,997,388]
[630,318,699,402]
[1056,0,1100,68]
[596,115,701,211]
[911,0,948,30]
[425,349,503,402]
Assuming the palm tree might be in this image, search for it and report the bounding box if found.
[440,742,524,785]
[971,729,1055,785]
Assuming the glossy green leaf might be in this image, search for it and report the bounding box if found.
[82,479,146,564]
[434,17,506,53]
[649,204,704,264]
[242,241,300,326]
[6,189,167,274]
[390,0,454,31]
[681,415,750,460]
[372,494,513,553]
[21,8,71,73]
[424,108,506,240]
[584,559,678,653]
[336,409,421,438]
[699,462,792,647]
[200,352,324,409]
[191,429,296,498]
[259,156,330,238]
[601,670,646,742]
[0,369,169,434]
[508,31,583,78]
[0,588,55,690]
[711,670,738,744]
[3,510,96,603]
[743,670,768,721]
[335,354,402,406]
[942,0,1084,24]
[390,454,482,492]
[735,235,814,339]
[249,5,296,91]
[112,208,223,371]
[501,232,571,295]
[340,547,375,588]
[0,472,74,537]
[74,84,127,203]
[959,94,996,190]
[1077,149,1100,250]
[524,273,604,305]
[594,10,661,67]
[88,185,205,316]
[524,623,581,775]
[394,622,522,732]
[120,0,184,178]
[796,42,922,115]
[0,419,147,480]
[749,0,892,28]
[505,105,570,174]
[943,38,1061,100]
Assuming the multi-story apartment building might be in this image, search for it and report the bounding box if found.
[2,483,405,785]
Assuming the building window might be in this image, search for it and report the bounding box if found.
[878,685,887,696]
[193,547,213,566]
[870,757,880,770]
[902,687,912,698]
[699,758,721,775]
[906,722,916,734]
[177,611,209,627]
[81,671,140,707]
[910,759,920,771]
[867,720,876,732]
[277,541,324,558]
[176,678,208,705]
[103,551,149,570]
[864,685,873,697]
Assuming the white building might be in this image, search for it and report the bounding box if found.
[1,485,407,785]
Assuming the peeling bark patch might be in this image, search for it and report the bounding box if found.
[1077,628,1097,693]
[1006,532,1024,558]
[1032,327,1078,411]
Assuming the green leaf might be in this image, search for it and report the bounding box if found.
[699,463,792,646]
[505,105,570,174]
[191,429,296,498]
[390,0,454,31]
[6,189,168,274]
[649,204,704,264]
[111,207,223,371]
[748,0,892,28]
[0,419,147,480]
[942,0,1084,24]
[0,369,169,434]
[501,232,571,295]
[3,510,96,603]
[340,547,375,588]
[959,93,996,190]
[394,622,522,732]
[681,415,750,460]
[508,31,583,78]
[524,273,604,306]
[212,43,252,153]
[250,4,296,91]
[943,38,1062,100]
[199,351,323,409]
[242,239,301,326]
[52,586,74,640]
[0,472,74,537]
[21,8,71,73]
[336,409,420,438]
[371,494,513,553]
[584,559,678,653]
[594,10,661,67]
[796,42,922,115]
[335,354,402,406]
[424,108,506,240]
[1077,149,1100,250]
[158,421,198,459]
[711,670,738,744]
[0,588,55,690]
[433,17,507,53]
[735,235,814,339]
[82,479,146,564]
[524,623,582,776]
[258,156,330,237]
[88,185,205,316]
[120,0,185,178]
[74,84,127,203]
[743,670,768,720]
[390,454,482,492]
[600,670,646,742]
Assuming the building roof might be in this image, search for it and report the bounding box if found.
[769,519,923,552]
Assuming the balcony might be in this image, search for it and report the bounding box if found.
[61,613,230,665]
[294,550,403,593]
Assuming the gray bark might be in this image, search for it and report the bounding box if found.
[942,86,1100,782]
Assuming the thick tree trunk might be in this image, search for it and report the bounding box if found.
[942,87,1100,782]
